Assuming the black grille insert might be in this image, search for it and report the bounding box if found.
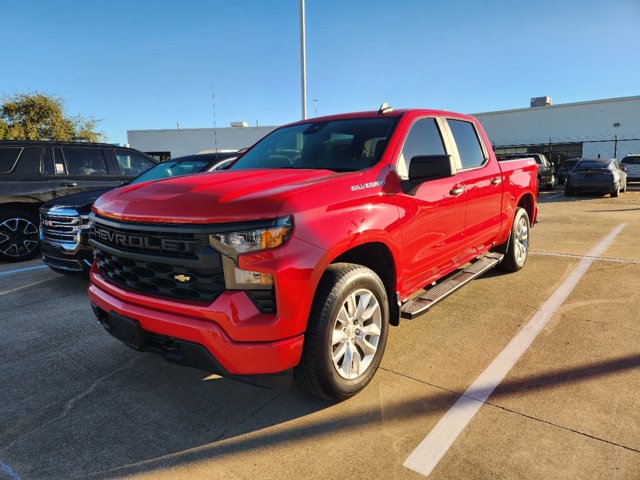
[96,250,225,303]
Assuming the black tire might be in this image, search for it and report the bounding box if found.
[565,186,574,196]
[546,175,555,190]
[0,207,41,262]
[497,207,530,273]
[611,184,620,198]
[295,263,389,401]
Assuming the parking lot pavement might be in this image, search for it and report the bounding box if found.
[1,190,639,479]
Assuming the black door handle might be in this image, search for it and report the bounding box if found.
[59,182,78,187]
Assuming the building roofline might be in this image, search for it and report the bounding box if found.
[473,95,640,117]
[127,126,278,134]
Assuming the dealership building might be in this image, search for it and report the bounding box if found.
[128,95,640,166]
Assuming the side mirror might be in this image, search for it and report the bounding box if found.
[403,155,454,194]
[621,166,628,172]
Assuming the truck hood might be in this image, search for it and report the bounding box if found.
[93,169,345,224]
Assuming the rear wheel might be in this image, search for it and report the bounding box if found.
[546,175,555,190]
[0,208,40,262]
[565,185,574,196]
[612,183,620,197]
[295,263,389,401]
[497,207,530,273]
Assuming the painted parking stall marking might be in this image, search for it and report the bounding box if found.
[0,265,48,277]
[404,223,626,477]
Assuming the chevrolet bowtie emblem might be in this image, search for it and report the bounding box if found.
[174,274,192,283]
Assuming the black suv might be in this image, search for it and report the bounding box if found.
[505,153,555,190]
[0,141,157,262]
[40,151,239,275]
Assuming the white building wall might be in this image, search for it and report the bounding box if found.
[127,126,277,159]
[474,96,640,148]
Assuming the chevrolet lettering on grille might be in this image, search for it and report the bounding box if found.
[92,224,197,254]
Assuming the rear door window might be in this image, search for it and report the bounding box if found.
[115,149,156,176]
[448,120,486,169]
[59,147,109,176]
[0,147,22,173]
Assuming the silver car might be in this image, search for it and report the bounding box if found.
[621,154,640,182]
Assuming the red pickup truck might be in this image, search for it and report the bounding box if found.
[88,107,537,400]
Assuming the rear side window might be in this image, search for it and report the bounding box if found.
[115,149,156,176]
[60,147,108,176]
[0,147,22,173]
[448,120,486,169]
[397,118,446,179]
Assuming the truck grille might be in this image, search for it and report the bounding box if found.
[91,221,207,259]
[41,212,79,245]
[95,250,225,303]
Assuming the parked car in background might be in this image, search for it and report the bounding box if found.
[556,158,580,185]
[621,154,640,182]
[505,153,555,190]
[40,151,239,275]
[0,141,157,262]
[565,158,627,197]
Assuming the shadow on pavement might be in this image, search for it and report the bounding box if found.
[73,353,640,479]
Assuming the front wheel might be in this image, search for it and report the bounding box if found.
[295,263,389,401]
[497,207,530,273]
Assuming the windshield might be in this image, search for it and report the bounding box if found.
[575,160,609,170]
[561,160,578,169]
[130,160,209,184]
[229,117,398,172]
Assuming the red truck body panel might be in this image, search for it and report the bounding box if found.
[88,109,537,379]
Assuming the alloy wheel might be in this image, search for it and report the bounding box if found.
[0,217,39,258]
[331,288,382,380]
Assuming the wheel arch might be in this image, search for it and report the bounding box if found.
[328,241,400,326]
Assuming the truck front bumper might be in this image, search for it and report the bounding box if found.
[89,270,304,386]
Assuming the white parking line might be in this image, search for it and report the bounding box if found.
[545,193,563,199]
[0,265,48,277]
[403,223,626,476]
[531,250,640,265]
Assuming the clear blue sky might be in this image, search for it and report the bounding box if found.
[2,0,639,145]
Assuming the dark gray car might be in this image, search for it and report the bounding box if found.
[564,158,627,197]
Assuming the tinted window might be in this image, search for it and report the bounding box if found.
[130,161,209,184]
[397,118,445,179]
[0,147,22,173]
[61,148,108,176]
[13,147,44,176]
[622,156,640,165]
[401,119,446,160]
[115,149,156,176]
[448,120,485,169]
[576,160,609,170]
[230,118,397,172]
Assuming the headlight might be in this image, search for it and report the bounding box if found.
[209,216,292,257]
[209,216,293,291]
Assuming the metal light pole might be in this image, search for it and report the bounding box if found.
[300,0,307,119]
